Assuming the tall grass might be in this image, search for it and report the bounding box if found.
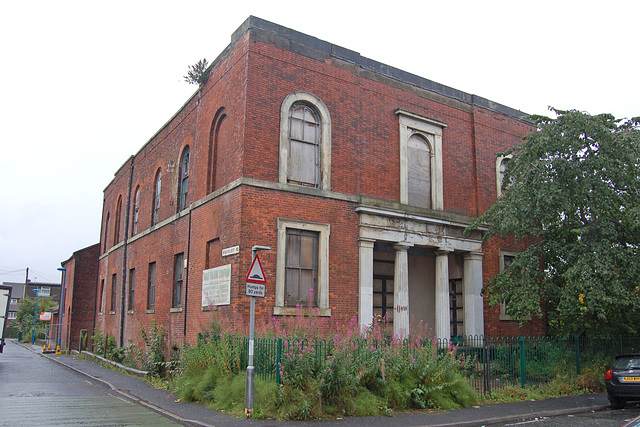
[172,300,477,420]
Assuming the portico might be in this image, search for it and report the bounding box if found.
[356,205,485,339]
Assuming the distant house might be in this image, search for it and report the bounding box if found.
[2,281,61,324]
[95,16,546,351]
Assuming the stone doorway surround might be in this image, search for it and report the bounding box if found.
[356,204,485,339]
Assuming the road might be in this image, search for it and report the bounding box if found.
[493,403,640,427]
[0,340,182,426]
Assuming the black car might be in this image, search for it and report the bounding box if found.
[606,354,640,409]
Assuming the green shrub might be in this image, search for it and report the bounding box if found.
[139,320,167,377]
[91,328,116,356]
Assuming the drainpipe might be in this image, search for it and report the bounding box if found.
[183,209,192,338]
[183,91,202,340]
[120,156,134,347]
[470,97,480,216]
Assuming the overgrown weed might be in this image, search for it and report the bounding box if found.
[171,293,477,420]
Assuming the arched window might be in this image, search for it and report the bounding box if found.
[132,186,140,236]
[407,133,432,209]
[397,110,446,210]
[496,155,512,196]
[103,213,110,253]
[178,146,190,212]
[208,108,227,193]
[288,103,321,186]
[113,196,122,245]
[152,168,161,225]
[279,92,331,190]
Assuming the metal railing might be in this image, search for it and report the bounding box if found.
[196,333,640,395]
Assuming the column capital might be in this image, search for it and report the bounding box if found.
[464,251,484,261]
[435,248,453,256]
[358,238,376,248]
[393,241,413,251]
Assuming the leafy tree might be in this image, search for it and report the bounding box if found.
[183,58,210,86]
[15,296,57,338]
[469,108,640,336]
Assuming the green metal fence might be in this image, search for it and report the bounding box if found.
[440,335,640,394]
[196,333,640,395]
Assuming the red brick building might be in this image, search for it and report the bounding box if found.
[60,243,100,350]
[96,16,545,349]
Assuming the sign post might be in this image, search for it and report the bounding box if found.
[245,245,270,418]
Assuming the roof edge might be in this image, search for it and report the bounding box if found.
[235,16,530,121]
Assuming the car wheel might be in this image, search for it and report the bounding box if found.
[609,396,626,409]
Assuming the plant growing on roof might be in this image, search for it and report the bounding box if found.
[183,58,210,86]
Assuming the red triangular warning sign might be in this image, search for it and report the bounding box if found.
[246,255,267,284]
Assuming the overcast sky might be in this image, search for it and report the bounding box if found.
[1,0,638,284]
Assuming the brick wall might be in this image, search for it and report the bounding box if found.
[61,243,99,350]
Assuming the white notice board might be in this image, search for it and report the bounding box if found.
[202,264,231,307]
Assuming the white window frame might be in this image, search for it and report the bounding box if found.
[396,109,446,210]
[274,218,331,316]
[279,92,332,190]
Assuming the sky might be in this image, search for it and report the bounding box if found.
[1,0,638,284]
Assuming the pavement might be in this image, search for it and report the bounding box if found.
[18,341,613,426]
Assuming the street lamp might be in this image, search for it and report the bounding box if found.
[31,289,40,345]
[57,267,67,350]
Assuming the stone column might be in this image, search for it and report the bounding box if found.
[358,238,376,332]
[435,249,452,340]
[463,251,484,337]
[393,242,412,338]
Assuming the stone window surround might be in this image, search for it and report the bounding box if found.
[396,109,446,210]
[274,218,331,316]
[279,91,332,191]
[496,155,513,196]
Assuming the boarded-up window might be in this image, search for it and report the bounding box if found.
[110,274,117,313]
[113,196,122,245]
[206,238,220,270]
[407,134,432,209]
[288,104,320,187]
[103,213,110,253]
[179,147,190,211]
[285,229,318,307]
[147,262,156,310]
[173,253,184,308]
[128,268,135,311]
[498,157,511,194]
[98,279,105,312]
[152,169,161,225]
[132,187,140,236]
[500,252,516,320]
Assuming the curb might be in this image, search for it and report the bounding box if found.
[425,405,612,427]
[71,349,150,378]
